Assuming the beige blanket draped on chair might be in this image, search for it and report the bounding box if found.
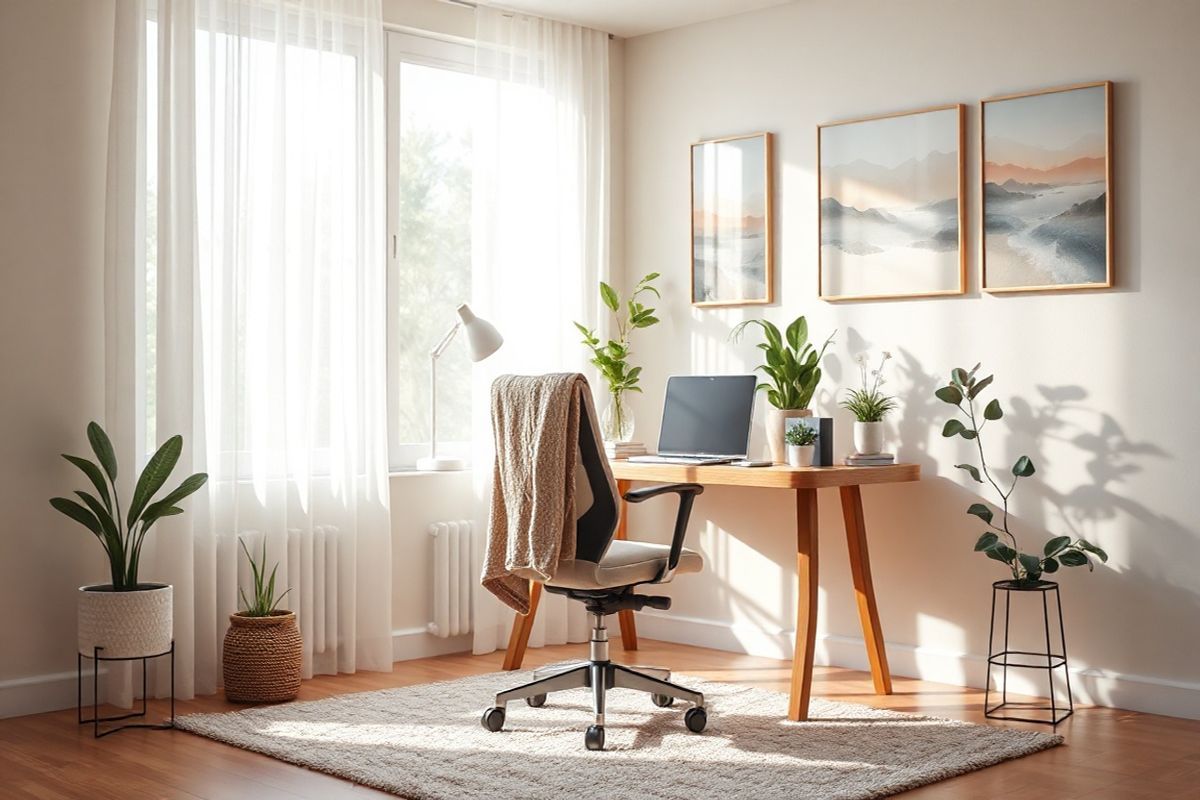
[482,373,602,613]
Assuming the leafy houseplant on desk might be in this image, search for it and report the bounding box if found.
[50,423,207,660]
[842,351,898,456]
[935,364,1108,584]
[223,538,303,703]
[731,316,834,464]
[784,424,819,467]
[575,273,660,442]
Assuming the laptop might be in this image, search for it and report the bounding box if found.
[628,375,757,465]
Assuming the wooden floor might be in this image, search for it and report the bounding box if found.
[2,640,1198,799]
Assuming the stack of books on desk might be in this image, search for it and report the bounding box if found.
[605,441,647,459]
[844,453,895,466]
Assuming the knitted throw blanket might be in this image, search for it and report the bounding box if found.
[482,373,598,613]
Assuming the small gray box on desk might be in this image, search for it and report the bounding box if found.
[785,417,834,466]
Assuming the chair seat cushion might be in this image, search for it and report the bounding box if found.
[546,540,703,591]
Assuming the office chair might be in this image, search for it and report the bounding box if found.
[480,389,707,751]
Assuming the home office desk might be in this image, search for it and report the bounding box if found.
[502,460,921,721]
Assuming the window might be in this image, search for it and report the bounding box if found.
[385,32,481,470]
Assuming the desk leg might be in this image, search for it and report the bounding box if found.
[502,582,542,671]
[840,484,893,695]
[615,478,639,651]
[788,487,819,722]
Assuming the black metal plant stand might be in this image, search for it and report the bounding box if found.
[77,640,176,738]
[985,580,1073,726]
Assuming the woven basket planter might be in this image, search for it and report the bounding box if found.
[78,583,173,659]
[222,611,302,703]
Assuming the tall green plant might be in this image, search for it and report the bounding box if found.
[238,538,291,617]
[935,364,1107,583]
[730,316,834,410]
[574,272,661,398]
[50,422,208,591]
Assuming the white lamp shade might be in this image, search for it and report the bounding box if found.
[456,304,503,362]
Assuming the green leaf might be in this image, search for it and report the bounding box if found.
[942,419,966,437]
[74,490,120,546]
[968,374,994,399]
[62,454,111,512]
[983,399,1003,420]
[1018,552,1042,578]
[785,316,808,352]
[50,497,103,537]
[87,422,118,481]
[640,272,661,283]
[573,321,593,340]
[951,368,969,387]
[633,315,659,328]
[954,463,983,483]
[1044,536,1071,557]
[1059,550,1089,567]
[966,503,993,525]
[1078,539,1108,562]
[1012,455,1035,477]
[986,544,1016,564]
[960,429,978,440]
[1042,556,1059,573]
[599,281,619,312]
[934,385,963,405]
[127,436,183,527]
[975,532,999,551]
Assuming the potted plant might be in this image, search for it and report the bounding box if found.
[934,364,1108,584]
[50,423,207,661]
[574,273,660,442]
[784,424,818,467]
[842,351,899,456]
[222,538,302,703]
[730,316,834,464]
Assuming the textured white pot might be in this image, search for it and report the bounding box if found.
[78,583,173,659]
[853,421,885,456]
[786,444,815,467]
[766,407,813,464]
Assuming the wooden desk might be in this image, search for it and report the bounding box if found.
[501,461,921,721]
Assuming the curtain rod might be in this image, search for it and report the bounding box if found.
[434,0,616,39]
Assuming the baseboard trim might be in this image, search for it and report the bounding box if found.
[391,626,472,662]
[0,666,107,720]
[634,611,1200,721]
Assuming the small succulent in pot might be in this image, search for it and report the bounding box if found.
[784,423,818,467]
[935,363,1108,584]
[223,538,302,703]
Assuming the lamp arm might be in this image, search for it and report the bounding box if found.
[429,321,462,359]
[427,320,462,461]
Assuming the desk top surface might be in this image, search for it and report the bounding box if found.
[608,459,920,489]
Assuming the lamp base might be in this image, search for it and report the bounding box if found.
[416,456,466,472]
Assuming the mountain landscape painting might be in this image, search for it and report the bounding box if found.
[692,132,773,306]
[818,105,965,300]
[982,82,1112,291]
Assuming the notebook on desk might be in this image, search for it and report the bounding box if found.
[626,375,756,466]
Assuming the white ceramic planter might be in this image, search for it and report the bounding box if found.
[786,444,815,467]
[766,407,813,464]
[853,421,884,456]
[78,583,173,659]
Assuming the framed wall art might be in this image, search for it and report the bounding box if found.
[981,81,1113,292]
[818,104,966,301]
[691,132,773,307]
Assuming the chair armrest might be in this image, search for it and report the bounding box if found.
[621,483,704,578]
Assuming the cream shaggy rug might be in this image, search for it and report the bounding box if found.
[177,670,1061,799]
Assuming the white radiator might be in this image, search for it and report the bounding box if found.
[285,525,338,656]
[428,520,473,638]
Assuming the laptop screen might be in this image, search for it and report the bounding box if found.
[657,375,757,457]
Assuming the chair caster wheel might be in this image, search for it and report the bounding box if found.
[651,693,674,708]
[685,706,707,733]
[481,707,505,732]
[585,725,605,751]
[526,694,547,708]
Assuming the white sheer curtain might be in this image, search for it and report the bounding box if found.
[104,0,392,700]
[468,7,611,656]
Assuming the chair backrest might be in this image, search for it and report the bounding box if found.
[572,390,619,564]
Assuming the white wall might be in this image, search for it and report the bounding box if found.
[620,0,1200,718]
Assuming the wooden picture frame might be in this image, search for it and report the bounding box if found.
[818,104,966,302]
[690,132,774,307]
[981,81,1113,293]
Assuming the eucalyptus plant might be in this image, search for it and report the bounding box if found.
[730,316,834,410]
[50,422,208,591]
[574,273,660,399]
[239,538,291,617]
[935,364,1107,583]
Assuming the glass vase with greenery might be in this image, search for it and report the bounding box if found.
[935,364,1108,584]
[574,273,660,442]
[50,422,208,591]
